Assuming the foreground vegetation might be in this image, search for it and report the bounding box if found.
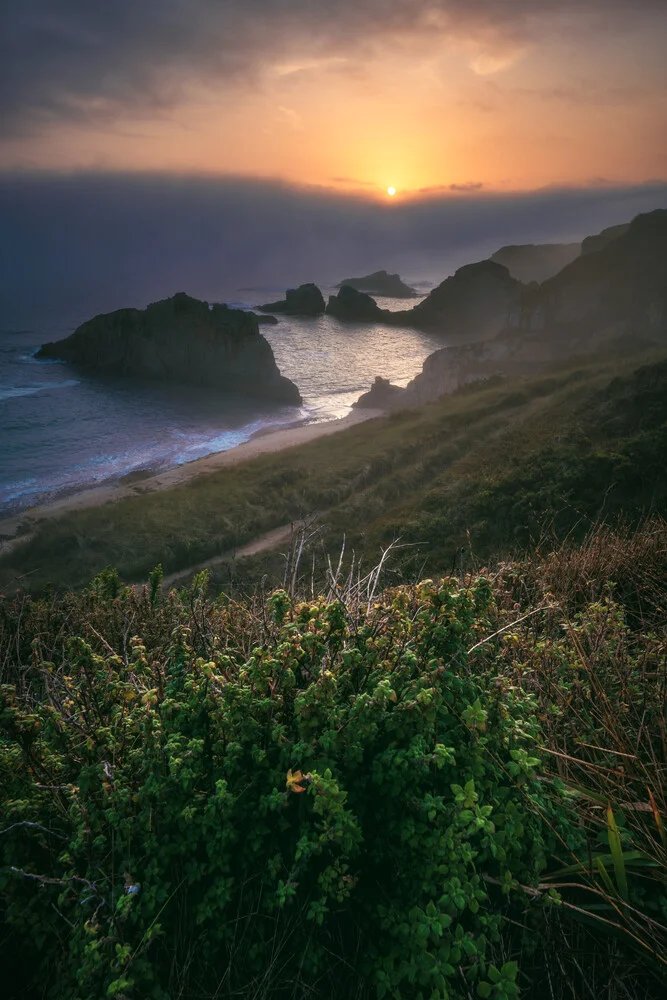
[1,517,666,999]
[1,347,666,997]
[2,347,667,595]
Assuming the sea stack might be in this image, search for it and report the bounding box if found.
[326,285,389,322]
[336,270,418,298]
[258,283,326,316]
[37,292,302,405]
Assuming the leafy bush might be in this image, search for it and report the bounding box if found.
[1,574,580,999]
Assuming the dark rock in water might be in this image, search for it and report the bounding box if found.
[581,222,630,256]
[398,260,523,339]
[253,313,279,325]
[326,285,389,322]
[336,269,418,298]
[37,292,302,405]
[490,243,580,283]
[258,283,325,316]
[353,376,405,409]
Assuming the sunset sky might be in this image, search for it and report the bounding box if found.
[3,1,666,194]
[2,2,667,325]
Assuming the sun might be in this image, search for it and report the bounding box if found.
[387,186,396,197]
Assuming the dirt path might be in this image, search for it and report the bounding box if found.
[161,522,297,588]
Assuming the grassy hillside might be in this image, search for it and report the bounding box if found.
[2,347,666,595]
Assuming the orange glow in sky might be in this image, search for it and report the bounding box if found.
[2,5,666,196]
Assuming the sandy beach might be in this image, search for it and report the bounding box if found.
[0,408,383,551]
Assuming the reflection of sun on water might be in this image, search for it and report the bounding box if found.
[387,186,396,196]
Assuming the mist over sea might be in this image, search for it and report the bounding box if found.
[0,287,442,516]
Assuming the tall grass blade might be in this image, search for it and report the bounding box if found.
[607,804,629,900]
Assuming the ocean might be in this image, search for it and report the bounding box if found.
[0,289,443,517]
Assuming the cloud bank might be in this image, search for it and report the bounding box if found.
[2,172,666,329]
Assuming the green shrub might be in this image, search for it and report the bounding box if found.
[0,576,580,999]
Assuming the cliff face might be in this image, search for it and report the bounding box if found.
[336,270,418,298]
[37,293,302,405]
[490,242,580,283]
[258,284,325,316]
[355,209,667,410]
[399,260,524,339]
[509,209,667,342]
[580,222,630,256]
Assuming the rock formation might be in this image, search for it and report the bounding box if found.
[490,243,580,283]
[580,222,630,256]
[37,292,302,405]
[353,208,667,411]
[258,283,325,316]
[253,313,279,325]
[336,270,418,298]
[326,285,390,322]
[508,209,667,342]
[398,260,524,339]
[352,376,405,409]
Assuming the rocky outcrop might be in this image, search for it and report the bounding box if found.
[37,292,302,405]
[490,243,580,283]
[398,260,524,339]
[354,208,667,411]
[508,209,667,342]
[326,285,390,322]
[253,312,279,325]
[258,283,325,316]
[336,270,418,298]
[581,222,630,256]
[352,376,405,409]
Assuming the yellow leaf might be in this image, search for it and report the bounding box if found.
[286,769,306,793]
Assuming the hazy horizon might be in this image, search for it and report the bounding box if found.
[2,171,666,329]
[3,2,667,327]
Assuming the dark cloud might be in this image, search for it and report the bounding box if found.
[450,182,484,192]
[1,171,666,329]
[2,1,665,134]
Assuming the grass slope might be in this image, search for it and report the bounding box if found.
[1,348,667,593]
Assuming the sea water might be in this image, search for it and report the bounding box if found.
[0,290,443,516]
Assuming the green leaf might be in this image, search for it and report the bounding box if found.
[488,964,502,984]
[607,805,629,900]
[500,961,518,981]
[477,983,493,998]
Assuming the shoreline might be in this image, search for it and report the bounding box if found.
[0,408,384,550]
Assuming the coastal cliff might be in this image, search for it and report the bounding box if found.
[356,209,667,410]
[508,209,667,340]
[396,259,524,338]
[37,292,302,404]
[490,242,580,283]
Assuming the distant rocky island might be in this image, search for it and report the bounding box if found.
[258,283,325,316]
[37,292,302,404]
[336,270,418,298]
